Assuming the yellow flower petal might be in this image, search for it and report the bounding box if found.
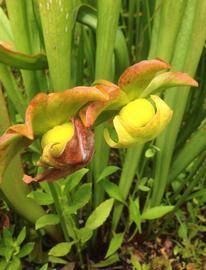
[104,95,173,148]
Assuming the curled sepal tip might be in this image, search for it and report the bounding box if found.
[104,95,173,148]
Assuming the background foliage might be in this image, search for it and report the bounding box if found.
[0,0,206,269]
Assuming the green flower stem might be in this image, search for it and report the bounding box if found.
[0,86,10,133]
[0,64,26,118]
[112,144,143,230]
[151,0,206,207]
[93,124,110,208]
[148,0,161,60]
[93,0,121,208]
[82,27,95,83]
[77,5,129,81]
[0,87,62,242]
[114,29,129,80]
[6,0,47,99]
[48,182,70,242]
[95,0,121,80]
[128,0,136,56]
[49,184,84,268]
[149,0,186,61]
[38,0,79,91]
[66,213,84,269]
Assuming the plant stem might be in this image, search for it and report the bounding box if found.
[6,0,47,99]
[93,0,121,208]
[39,0,79,91]
[112,144,143,230]
[0,64,26,118]
[48,182,70,241]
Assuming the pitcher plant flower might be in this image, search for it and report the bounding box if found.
[0,59,198,183]
[0,87,109,183]
[80,59,198,148]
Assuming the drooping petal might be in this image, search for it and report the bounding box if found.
[0,41,48,70]
[104,95,173,148]
[24,86,109,137]
[118,59,171,100]
[140,71,198,98]
[24,118,94,183]
[0,131,30,183]
[79,80,128,128]
[23,166,82,183]
[104,116,137,148]
[7,124,33,139]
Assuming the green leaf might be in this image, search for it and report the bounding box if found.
[131,254,142,270]
[86,199,114,230]
[97,166,120,183]
[187,188,206,201]
[138,185,150,192]
[129,198,141,232]
[35,214,60,230]
[0,246,13,261]
[39,264,48,270]
[102,180,125,204]
[178,223,188,240]
[39,0,78,90]
[18,242,34,258]
[76,228,93,244]
[65,168,89,192]
[16,227,26,246]
[7,258,21,270]
[66,183,92,214]
[0,8,13,42]
[48,242,74,257]
[0,43,48,70]
[92,254,119,268]
[27,190,54,205]
[48,255,67,265]
[3,229,13,247]
[145,148,156,158]
[0,260,7,270]
[141,206,174,220]
[105,232,124,258]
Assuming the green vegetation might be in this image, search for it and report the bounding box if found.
[0,0,206,269]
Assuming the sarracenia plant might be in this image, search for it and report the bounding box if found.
[0,0,205,268]
[0,58,197,183]
[0,56,197,256]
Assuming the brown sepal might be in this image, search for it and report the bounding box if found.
[23,118,94,183]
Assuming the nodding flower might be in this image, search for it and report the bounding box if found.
[0,87,108,183]
[0,59,198,183]
[80,59,198,148]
